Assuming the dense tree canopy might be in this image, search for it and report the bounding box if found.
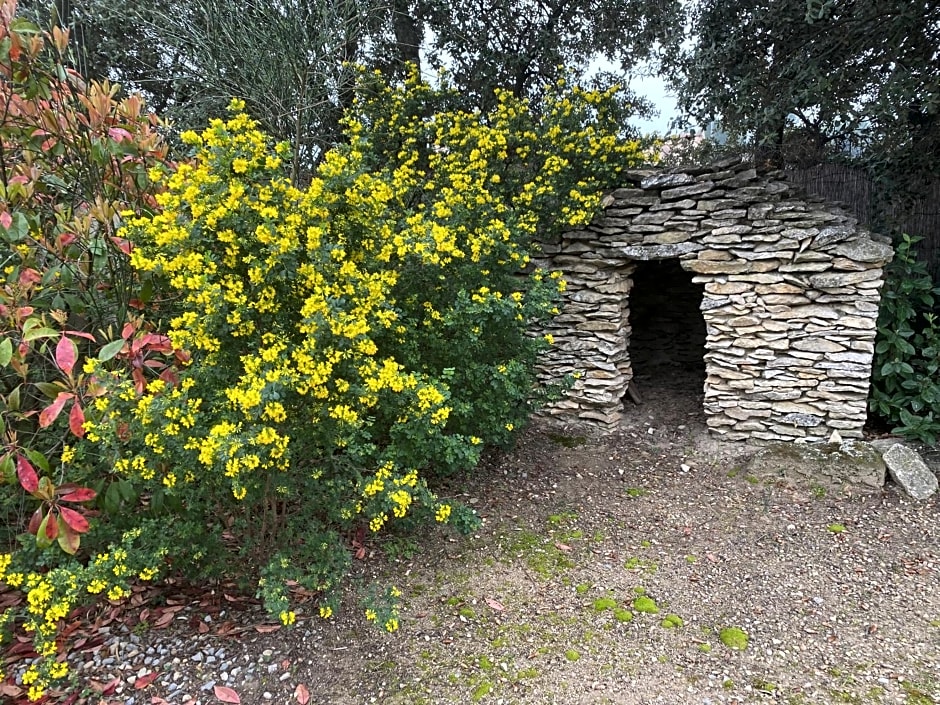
[416,0,682,110]
[671,0,940,195]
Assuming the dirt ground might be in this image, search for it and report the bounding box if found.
[75,377,935,705]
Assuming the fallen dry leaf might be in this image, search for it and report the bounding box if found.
[90,677,120,695]
[135,671,159,689]
[484,597,505,612]
[294,683,310,704]
[214,685,241,703]
[254,624,281,633]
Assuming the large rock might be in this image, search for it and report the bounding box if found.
[743,441,885,493]
[881,443,938,500]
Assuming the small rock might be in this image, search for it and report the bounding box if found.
[882,444,938,499]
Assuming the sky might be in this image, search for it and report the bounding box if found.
[629,73,681,135]
[585,55,684,137]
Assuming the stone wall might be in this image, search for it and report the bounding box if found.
[533,157,894,442]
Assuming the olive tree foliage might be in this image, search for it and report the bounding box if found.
[669,0,940,195]
[18,0,384,180]
[139,0,381,181]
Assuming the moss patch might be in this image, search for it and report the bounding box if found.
[613,608,633,623]
[660,613,684,629]
[633,596,660,614]
[471,681,493,701]
[592,597,617,612]
[564,648,581,662]
[719,626,749,650]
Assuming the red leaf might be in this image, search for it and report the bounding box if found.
[39,392,72,428]
[44,510,59,539]
[68,400,86,438]
[59,487,96,502]
[59,505,90,533]
[16,454,39,493]
[55,335,78,375]
[110,236,133,255]
[18,268,41,286]
[294,683,310,704]
[64,329,96,341]
[214,685,241,703]
[0,212,11,229]
[108,127,133,142]
[134,672,159,689]
[27,506,43,534]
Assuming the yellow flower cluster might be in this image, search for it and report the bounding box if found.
[2,553,138,700]
[119,107,469,510]
[435,504,452,523]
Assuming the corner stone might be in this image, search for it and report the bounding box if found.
[743,441,885,492]
[881,443,939,500]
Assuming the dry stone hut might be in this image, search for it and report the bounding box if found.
[533,157,894,443]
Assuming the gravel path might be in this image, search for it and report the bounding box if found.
[10,388,940,705]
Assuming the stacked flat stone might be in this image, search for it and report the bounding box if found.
[532,156,893,442]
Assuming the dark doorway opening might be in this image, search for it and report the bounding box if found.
[627,259,707,396]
